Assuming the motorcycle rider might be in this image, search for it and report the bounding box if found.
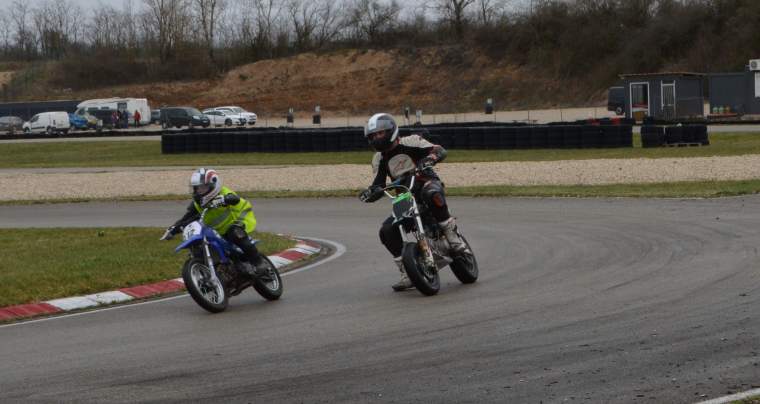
[160,168,266,277]
[358,113,467,291]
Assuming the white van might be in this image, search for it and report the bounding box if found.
[75,98,152,126]
[23,112,71,134]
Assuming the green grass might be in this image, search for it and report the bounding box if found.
[2,132,760,168]
[0,228,295,307]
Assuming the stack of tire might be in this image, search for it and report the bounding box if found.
[641,125,709,148]
[161,124,635,154]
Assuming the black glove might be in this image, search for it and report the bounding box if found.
[359,186,383,203]
[206,195,226,208]
[418,156,436,171]
[160,226,177,241]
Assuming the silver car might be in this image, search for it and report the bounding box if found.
[0,116,24,135]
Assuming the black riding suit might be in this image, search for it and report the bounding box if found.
[365,134,450,258]
[169,193,264,267]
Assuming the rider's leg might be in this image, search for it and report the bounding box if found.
[379,216,413,291]
[421,180,466,253]
[225,224,265,276]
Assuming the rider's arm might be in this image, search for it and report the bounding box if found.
[172,201,200,229]
[370,152,388,188]
[401,134,446,165]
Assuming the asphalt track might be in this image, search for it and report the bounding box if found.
[2,197,760,403]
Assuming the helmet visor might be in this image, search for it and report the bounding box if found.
[193,184,212,197]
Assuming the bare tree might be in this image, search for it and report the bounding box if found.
[253,0,284,58]
[287,0,317,51]
[143,0,190,62]
[313,0,344,50]
[346,0,401,44]
[32,0,81,59]
[475,0,507,26]
[10,0,37,59]
[0,13,12,57]
[194,0,225,63]
[436,0,475,39]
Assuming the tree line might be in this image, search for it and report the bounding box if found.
[1,0,759,91]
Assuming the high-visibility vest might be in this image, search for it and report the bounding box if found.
[193,187,256,235]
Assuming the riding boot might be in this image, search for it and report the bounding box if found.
[250,253,271,279]
[391,257,414,292]
[439,217,467,254]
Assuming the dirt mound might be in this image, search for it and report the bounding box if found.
[8,46,606,115]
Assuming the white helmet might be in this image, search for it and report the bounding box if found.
[364,113,399,152]
[190,168,221,206]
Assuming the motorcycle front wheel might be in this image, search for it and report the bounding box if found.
[182,258,228,313]
[448,234,478,284]
[402,242,440,296]
[251,256,283,300]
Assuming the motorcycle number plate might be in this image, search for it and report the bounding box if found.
[392,193,414,219]
[183,221,203,240]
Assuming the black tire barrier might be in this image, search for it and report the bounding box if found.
[160,124,641,153]
[665,126,683,144]
[694,125,710,145]
[581,126,603,148]
[547,126,563,148]
[530,126,548,148]
[468,127,485,149]
[499,127,517,149]
[562,126,582,149]
[641,126,665,148]
[515,126,531,149]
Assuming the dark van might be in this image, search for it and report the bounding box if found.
[161,107,211,129]
[607,86,625,115]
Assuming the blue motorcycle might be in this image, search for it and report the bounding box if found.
[173,208,283,313]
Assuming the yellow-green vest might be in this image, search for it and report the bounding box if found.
[193,187,256,235]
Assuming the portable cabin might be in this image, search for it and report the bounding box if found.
[708,62,760,116]
[618,73,705,122]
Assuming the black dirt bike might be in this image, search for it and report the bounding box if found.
[382,168,478,296]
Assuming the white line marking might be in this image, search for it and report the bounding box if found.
[0,238,346,329]
[695,388,760,404]
[46,296,99,311]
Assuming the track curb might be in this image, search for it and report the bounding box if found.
[0,239,322,323]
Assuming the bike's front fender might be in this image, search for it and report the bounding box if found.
[175,236,231,263]
[174,235,203,253]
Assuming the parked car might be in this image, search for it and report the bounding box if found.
[202,109,246,126]
[0,116,24,135]
[207,106,257,125]
[160,107,211,129]
[151,109,161,124]
[607,86,625,116]
[23,111,71,135]
[68,113,90,130]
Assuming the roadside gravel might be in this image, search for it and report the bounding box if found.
[5,154,760,201]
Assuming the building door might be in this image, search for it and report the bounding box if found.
[661,81,676,120]
[629,82,650,122]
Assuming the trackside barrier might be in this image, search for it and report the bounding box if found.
[160,125,636,154]
[642,125,709,148]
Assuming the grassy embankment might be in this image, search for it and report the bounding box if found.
[0,228,295,308]
[3,132,760,200]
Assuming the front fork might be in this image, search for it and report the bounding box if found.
[202,237,224,286]
[400,200,437,270]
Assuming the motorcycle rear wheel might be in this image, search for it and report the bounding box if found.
[402,242,440,296]
[182,258,228,313]
[251,256,283,300]
[449,234,478,284]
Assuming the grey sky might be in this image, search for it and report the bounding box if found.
[8,0,531,19]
